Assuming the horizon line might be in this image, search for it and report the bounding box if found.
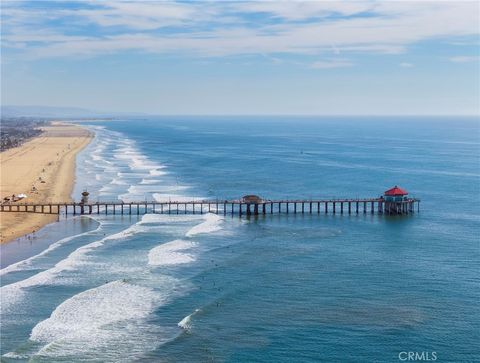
[2,114,479,119]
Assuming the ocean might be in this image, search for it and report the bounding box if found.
[1,117,479,362]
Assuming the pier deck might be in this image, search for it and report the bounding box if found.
[0,198,420,216]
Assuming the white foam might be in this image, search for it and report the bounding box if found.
[30,280,166,360]
[117,172,147,178]
[148,239,197,266]
[99,184,117,193]
[31,281,157,342]
[139,214,166,224]
[110,177,128,185]
[130,185,189,194]
[91,154,112,165]
[129,157,161,171]
[186,213,223,237]
[139,213,205,225]
[89,125,106,131]
[152,193,203,203]
[140,178,163,185]
[178,308,201,332]
[102,165,118,173]
[150,169,166,176]
[1,223,143,312]
[2,352,30,359]
[113,149,138,158]
[0,221,102,277]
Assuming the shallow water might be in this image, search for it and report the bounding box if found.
[1,117,479,362]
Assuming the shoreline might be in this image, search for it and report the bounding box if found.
[0,122,93,244]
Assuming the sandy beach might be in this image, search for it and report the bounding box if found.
[0,122,92,244]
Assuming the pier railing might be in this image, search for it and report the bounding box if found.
[0,198,420,216]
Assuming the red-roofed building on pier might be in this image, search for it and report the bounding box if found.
[382,185,416,214]
[384,186,408,202]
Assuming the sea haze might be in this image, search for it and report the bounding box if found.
[1,116,479,362]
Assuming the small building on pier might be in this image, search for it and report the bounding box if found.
[384,186,408,202]
[242,195,263,203]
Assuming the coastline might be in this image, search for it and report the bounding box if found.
[0,122,93,244]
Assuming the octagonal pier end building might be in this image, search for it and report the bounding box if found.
[382,186,414,215]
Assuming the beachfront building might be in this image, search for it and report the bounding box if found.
[384,186,408,202]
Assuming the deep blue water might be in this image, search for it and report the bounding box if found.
[1,117,479,362]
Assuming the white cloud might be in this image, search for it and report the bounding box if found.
[72,1,200,30]
[399,62,414,68]
[1,1,479,59]
[231,2,374,20]
[449,56,480,63]
[311,59,353,69]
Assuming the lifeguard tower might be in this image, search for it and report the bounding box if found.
[80,190,90,214]
[80,190,90,204]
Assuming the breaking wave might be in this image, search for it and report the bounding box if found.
[178,308,201,332]
[29,280,169,361]
[0,222,145,312]
[148,239,197,266]
[186,213,223,237]
[0,219,102,277]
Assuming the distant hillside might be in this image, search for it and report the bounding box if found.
[1,105,147,118]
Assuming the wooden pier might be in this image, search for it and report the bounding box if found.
[0,197,419,216]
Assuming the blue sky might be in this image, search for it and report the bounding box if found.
[1,0,479,115]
